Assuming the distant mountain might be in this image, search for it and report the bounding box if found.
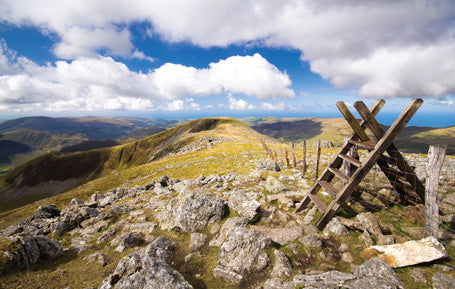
[1,129,89,150]
[0,140,32,164]
[243,117,455,155]
[0,116,174,140]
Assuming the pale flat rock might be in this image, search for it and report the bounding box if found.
[362,236,447,268]
[251,225,303,245]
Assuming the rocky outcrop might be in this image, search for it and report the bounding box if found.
[1,235,62,271]
[99,237,192,289]
[362,236,447,268]
[213,227,272,284]
[265,176,288,194]
[158,191,227,232]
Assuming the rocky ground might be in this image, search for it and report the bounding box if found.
[1,153,455,288]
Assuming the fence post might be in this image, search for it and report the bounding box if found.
[292,142,297,168]
[425,145,446,238]
[303,140,307,174]
[285,149,290,167]
[315,140,321,180]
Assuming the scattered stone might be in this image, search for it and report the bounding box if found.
[263,278,294,289]
[158,191,227,232]
[377,234,394,245]
[323,217,350,236]
[213,227,271,284]
[271,250,293,278]
[410,268,427,284]
[360,230,374,247]
[432,273,455,289]
[99,237,192,289]
[209,223,220,235]
[355,212,383,236]
[114,232,143,253]
[158,175,170,187]
[30,205,61,220]
[258,159,281,172]
[339,243,349,252]
[209,217,249,247]
[345,258,405,288]
[251,225,303,245]
[299,234,322,248]
[341,252,355,263]
[401,205,425,224]
[362,236,447,268]
[304,224,319,235]
[294,271,355,288]
[189,233,207,252]
[227,190,261,220]
[265,176,288,194]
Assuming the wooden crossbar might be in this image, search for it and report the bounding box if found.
[296,98,425,230]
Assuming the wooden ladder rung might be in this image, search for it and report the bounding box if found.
[318,181,339,198]
[338,154,362,167]
[308,194,327,212]
[348,139,377,150]
[378,154,397,166]
[328,167,350,182]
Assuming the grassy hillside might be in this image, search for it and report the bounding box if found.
[0,118,266,212]
[1,129,88,150]
[0,140,32,164]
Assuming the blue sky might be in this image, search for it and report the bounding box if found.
[0,1,454,126]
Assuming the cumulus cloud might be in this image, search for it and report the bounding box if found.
[0,0,454,98]
[0,43,292,111]
[227,94,255,110]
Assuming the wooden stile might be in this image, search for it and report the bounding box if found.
[296,98,425,230]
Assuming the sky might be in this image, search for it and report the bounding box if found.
[0,0,454,126]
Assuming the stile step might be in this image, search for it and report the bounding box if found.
[348,139,377,150]
[318,181,339,198]
[328,167,350,182]
[308,194,327,212]
[338,154,362,167]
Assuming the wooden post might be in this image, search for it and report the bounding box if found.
[425,145,446,238]
[292,142,297,168]
[285,149,290,167]
[303,140,307,173]
[315,140,321,180]
[280,150,284,166]
[274,151,278,162]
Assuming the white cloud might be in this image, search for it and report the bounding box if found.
[227,94,255,110]
[0,43,291,111]
[260,102,288,110]
[0,0,454,98]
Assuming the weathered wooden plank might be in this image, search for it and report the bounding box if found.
[308,194,328,212]
[338,154,362,167]
[319,181,339,198]
[348,139,376,150]
[315,140,321,180]
[328,167,350,182]
[425,145,447,238]
[337,101,370,141]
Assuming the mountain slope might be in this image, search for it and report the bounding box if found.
[0,140,32,164]
[0,117,266,211]
[1,129,89,150]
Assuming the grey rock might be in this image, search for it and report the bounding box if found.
[263,278,294,289]
[265,176,288,194]
[99,237,192,289]
[410,268,427,284]
[30,205,60,220]
[189,233,207,252]
[345,258,405,289]
[213,227,272,284]
[114,232,143,253]
[323,217,350,236]
[158,175,170,187]
[209,217,249,247]
[158,191,227,232]
[2,235,62,270]
[227,190,261,220]
[377,234,395,245]
[251,225,303,245]
[432,273,455,289]
[355,212,383,236]
[299,234,323,248]
[90,191,105,203]
[258,159,281,172]
[360,230,375,247]
[271,250,293,278]
[294,271,355,288]
[79,207,99,219]
[68,198,84,207]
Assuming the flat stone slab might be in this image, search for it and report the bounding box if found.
[362,236,447,268]
[251,225,303,245]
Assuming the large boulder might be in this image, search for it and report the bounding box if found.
[209,217,249,247]
[213,227,272,284]
[265,176,288,194]
[158,191,227,232]
[99,237,193,289]
[227,190,261,221]
[1,235,62,271]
